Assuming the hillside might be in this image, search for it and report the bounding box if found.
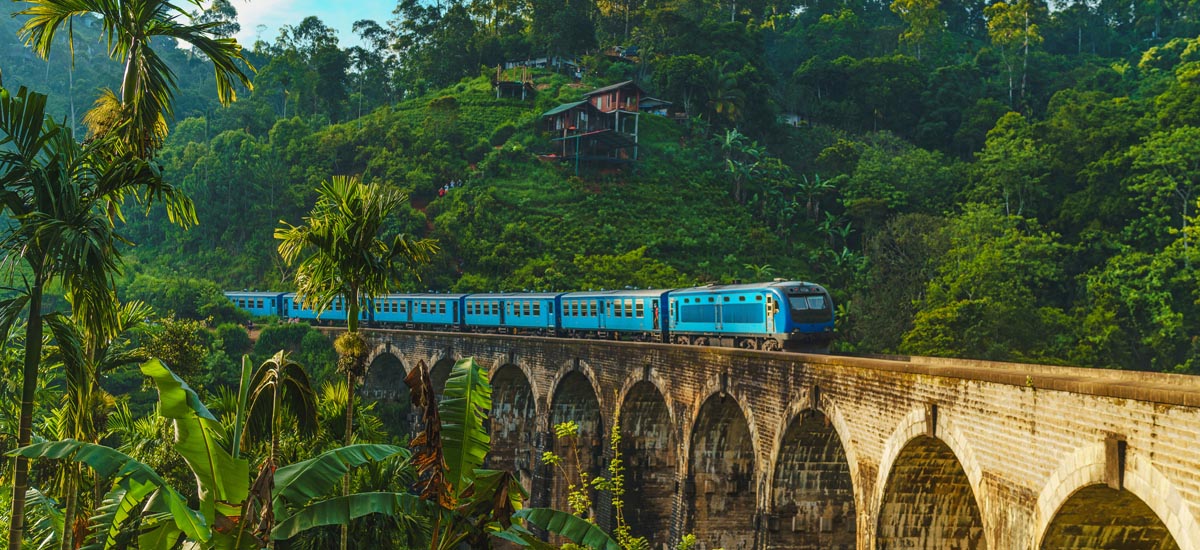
[2,0,1198,372]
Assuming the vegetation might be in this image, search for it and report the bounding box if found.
[0,0,1199,545]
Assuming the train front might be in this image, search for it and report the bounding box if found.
[771,281,835,350]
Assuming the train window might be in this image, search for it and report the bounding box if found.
[400,302,407,313]
[237,299,243,308]
[548,303,554,314]
[807,296,826,309]
[523,301,531,316]
[614,301,622,317]
[375,302,381,313]
[635,300,644,318]
[533,302,541,316]
[420,301,428,314]
[624,299,633,317]
[269,299,274,307]
[708,297,714,303]
[756,295,762,301]
[334,300,342,311]
[439,302,446,314]
[723,296,729,302]
[739,296,746,301]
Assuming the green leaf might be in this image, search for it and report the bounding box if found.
[14,440,209,549]
[272,444,409,512]
[271,492,428,540]
[140,358,249,515]
[514,508,622,550]
[439,357,491,494]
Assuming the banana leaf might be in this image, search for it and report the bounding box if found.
[272,443,409,515]
[14,440,209,549]
[439,357,491,495]
[140,358,250,518]
[271,492,429,540]
[513,508,621,550]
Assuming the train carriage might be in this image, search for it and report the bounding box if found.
[284,293,372,325]
[464,293,561,334]
[560,289,670,341]
[224,291,286,318]
[406,294,466,328]
[668,281,833,350]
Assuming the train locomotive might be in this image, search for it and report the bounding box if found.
[224,280,835,351]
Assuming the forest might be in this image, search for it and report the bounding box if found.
[0,0,1197,546]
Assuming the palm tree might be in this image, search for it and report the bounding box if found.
[43,299,154,550]
[242,350,319,546]
[0,87,195,550]
[17,0,254,157]
[275,175,437,550]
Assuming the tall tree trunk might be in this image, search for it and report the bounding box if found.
[59,463,79,550]
[9,281,44,550]
[341,289,359,550]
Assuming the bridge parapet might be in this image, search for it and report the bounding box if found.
[346,328,1200,550]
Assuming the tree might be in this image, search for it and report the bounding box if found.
[42,299,154,550]
[972,111,1051,216]
[901,205,1070,362]
[0,87,194,550]
[275,175,436,550]
[891,0,944,60]
[18,0,254,156]
[1126,126,1200,258]
[985,0,1045,107]
[244,350,319,482]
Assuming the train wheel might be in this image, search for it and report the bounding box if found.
[762,339,781,351]
[737,338,759,350]
[675,336,691,345]
[693,337,709,346]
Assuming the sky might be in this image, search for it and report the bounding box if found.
[231,0,397,48]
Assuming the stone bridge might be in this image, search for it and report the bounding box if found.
[351,328,1200,550]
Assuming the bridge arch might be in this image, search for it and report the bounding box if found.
[684,384,760,550]
[766,392,858,549]
[548,365,607,517]
[428,349,459,399]
[616,375,678,547]
[872,406,990,550]
[488,361,540,496]
[1034,443,1197,550]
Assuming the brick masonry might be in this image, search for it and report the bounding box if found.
[353,330,1200,550]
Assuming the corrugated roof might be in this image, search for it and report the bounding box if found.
[583,80,645,97]
[541,100,588,117]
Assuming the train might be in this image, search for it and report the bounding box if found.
[224,280,835,351]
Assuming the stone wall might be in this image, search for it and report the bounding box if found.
[350,329,1200,550]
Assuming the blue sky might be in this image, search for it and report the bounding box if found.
[232,0,397,48]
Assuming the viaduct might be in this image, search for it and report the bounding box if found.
[351,329,1200,550]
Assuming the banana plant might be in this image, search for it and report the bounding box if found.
[12,358,409,550]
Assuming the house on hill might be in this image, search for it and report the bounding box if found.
[541,80,645,173]
[492,65,535,100]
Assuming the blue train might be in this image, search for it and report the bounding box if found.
[224,280,834,351]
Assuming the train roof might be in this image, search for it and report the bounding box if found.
[462,292,564,299]
[670,281,827,294]
[224,290,286,297]
[382,293,470,299]
[561,289,672,298]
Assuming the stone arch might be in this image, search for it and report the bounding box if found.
[685,391,758,550]
[546,358,607,417]
[767,403,856,549]
[429,353,459,400]
[488,363,540,496]
[1034,444,1198,550]
[361,351,414,438]
[617,379,677,548]
[548,369,606,516]
[873,407,988,550]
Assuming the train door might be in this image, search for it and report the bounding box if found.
[598,300,606,330]
[499,300,506,325]
[765,294,778,333]
[452,301,459,324]
[714,296,723,331]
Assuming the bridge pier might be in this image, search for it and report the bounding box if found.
[355,329,1200,550]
